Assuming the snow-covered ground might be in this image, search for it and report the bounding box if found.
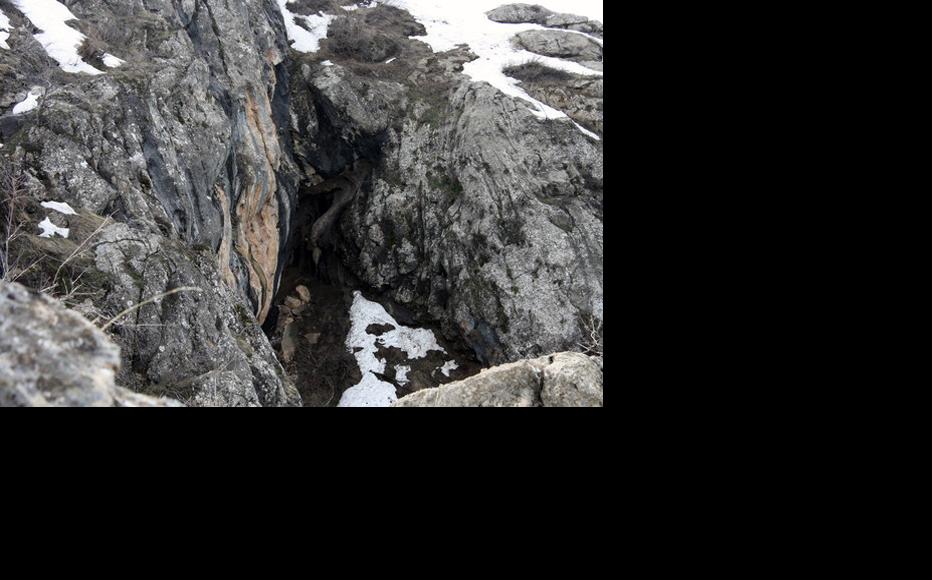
[276,0,334,53]
[12,0,103,75]
[274,0,603,138]
[393,0,603,138]
[339,291,457,407]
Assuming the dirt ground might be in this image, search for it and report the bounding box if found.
[269,272,482,407]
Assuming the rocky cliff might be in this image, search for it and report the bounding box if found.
[0,0,604,407]
[1,281,181,406]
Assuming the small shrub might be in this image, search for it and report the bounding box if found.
[503,60,575,85]
[326,17,400,62]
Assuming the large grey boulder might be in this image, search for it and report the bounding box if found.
[513,29,603,64]
[487,4,603,37]
[0,282,181,407]
[393,352,603,407]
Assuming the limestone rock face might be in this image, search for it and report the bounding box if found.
[91,222,300,406]
[2,1,603,406]
[393,352,603,407]
[1,0,301,406]
[278,4,604,366]
[310,74,604,364]
[0,282,181,407]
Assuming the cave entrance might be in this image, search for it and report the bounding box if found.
[262,164,369,407]
[262,163,482,407]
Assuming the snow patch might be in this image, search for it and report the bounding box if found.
[37,217,69,239]
[573,121,601,142]
[41,201,77,215]
[321,59,334,66]
[0,9,11,50]
[276,0,334,53]
[439,360,459,378]
[339,291,456,407]
[392,0,603,137]
[338,372,397,407]
[341,2,377,11]
[12,0,103,75]
[12,88,41,115]
[102,53,125,68]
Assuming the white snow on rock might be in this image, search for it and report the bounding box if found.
[12,88,41,115]
[341,2,375,11]
[102,53,125,68]
[439,360,459,378]
[41,200,77,215]
[392,0,603,138]
[0,9,11,50]
[339,290,456,407]
[12,0,103,75]
[276,0,334,53]
[38,217,69,239]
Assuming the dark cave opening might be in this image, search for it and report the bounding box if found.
[261,158,482,407]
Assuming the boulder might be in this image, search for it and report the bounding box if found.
[513,29,603,63]
[394,352,603,407]
[0,282,181,407]
[487,4,603,36]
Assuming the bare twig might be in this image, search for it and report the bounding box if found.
[577,313,603,357]
[51,213,112,287]
[0,162,31,282]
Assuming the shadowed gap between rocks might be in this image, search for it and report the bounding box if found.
[264,132,482,407]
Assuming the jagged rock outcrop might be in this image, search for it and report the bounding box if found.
[504,62,603,135]
[290,5,603,365]
[513,29,603,67]
[0,281,181,407]
[393,352,603,407]
[486,3,603,37]
[2,1,603,406]
[1,0,301,406]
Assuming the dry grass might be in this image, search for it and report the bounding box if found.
[0,160,110,309]
[503,59,575,85]
[0,161,32,283]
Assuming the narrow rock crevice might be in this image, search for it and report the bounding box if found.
[0,0,603,407]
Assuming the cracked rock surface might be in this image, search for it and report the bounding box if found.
[0,281,182,407]
[486,3,604,37]
[393,352,603,407]
[2,1,603,406]
[1,0,301,406]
